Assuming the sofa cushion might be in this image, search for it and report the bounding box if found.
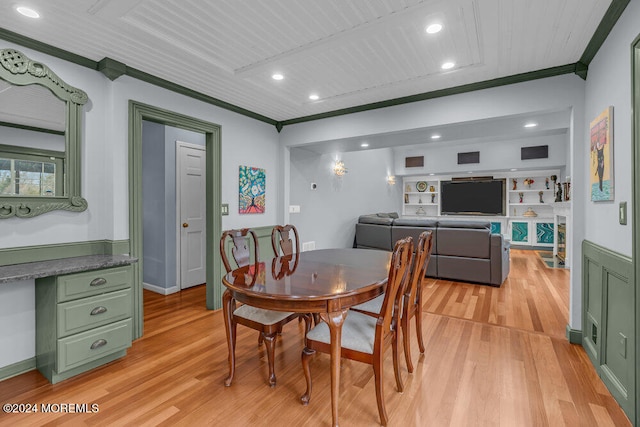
[437,256,491,284]
[358,215,395,225]
[393,218,438,227]
[437,220,490,229]
[437,227,490,258]
[376,212,399,219]
[355,223,393,251]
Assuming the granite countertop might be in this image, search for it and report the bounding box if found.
[0,255,138,284]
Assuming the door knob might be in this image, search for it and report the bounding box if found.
[182,223,189,228]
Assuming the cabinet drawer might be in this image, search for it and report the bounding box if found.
[57,319,132,373]
[57,289,131,337]
[57,266,132,302]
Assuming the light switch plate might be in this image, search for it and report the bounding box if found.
[221,203,229,216]
[619,201,627,225]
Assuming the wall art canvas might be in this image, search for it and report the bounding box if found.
[589,106,614,201]
[239,165,265,214]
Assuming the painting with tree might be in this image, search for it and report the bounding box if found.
[239,165,265,214]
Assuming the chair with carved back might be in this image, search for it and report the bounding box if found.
[351,231,434,373]
[271,224,300,256]
[301,236,414,426]
[221,228,304,387]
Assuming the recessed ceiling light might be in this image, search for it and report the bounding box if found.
[425,24,442,34]
[271,73,284,81]
[468,171,473,174]
[16,6,40,18]
[360,143,369,148]
[441,62,455,70]
[431,134,441,140]
[524,122,538,128]
[429,173,435,176]
[309,94,319,101]
[510,168,518,172]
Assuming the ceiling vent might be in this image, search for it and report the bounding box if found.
[457,151,480,164]
[405,156,424,168]
[521,145,548,160]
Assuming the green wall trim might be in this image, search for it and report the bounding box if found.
[0,357,35,381]
[565,325,583,344]
[579,0,631,66]
[129,101,222,337]
[0,240,130,267]
[631,33,640,427]
[582,239,635,422]
[98,57,127,81]
[0,121,65,136]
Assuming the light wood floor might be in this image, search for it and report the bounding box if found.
[0,250,631,426]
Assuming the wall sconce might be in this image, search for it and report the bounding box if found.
[386,175,396,185]
[333,160,347,176]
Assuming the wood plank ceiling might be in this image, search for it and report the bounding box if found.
[0,0,613,123]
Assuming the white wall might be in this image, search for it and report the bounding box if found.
[281,73,586,330]
[583,0,639,257]
[393,133,568,176]
[289,147,401,249]
[0,39,281,369]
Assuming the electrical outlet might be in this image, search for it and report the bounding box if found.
[289,205,301,213]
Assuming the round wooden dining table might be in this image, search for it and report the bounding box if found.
[221,248,392,427]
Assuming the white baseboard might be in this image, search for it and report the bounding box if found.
[143,282,180,295]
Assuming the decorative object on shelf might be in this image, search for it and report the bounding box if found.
[239,165,266,214]
[333,160,347,176]
[523,178,534,188]
[386,175,396,185]
[555,182,563,202]
[538,191,544,203]
[404,194,409,204]
[429,185,435,192]
[590,106,614,202]
[550,174,557,187]
[519,192,524,203]
[563,182,571,201]
[418,196,423,204]
[416,181,427,192]
[431,193,436,203]
[523,207,538,217]
[512,178,517,190]
[545,177,550,189]
[405,184,411,192]
[416,206,426,215]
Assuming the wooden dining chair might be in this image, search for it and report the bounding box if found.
[351,231,433,373]
[271,224,300,256]
[221,228,305,387]
[301,236,414,426]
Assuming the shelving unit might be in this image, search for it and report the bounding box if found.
[402,176,439,217]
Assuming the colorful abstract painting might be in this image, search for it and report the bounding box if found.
[590,106,614,201]
[239,165,265,214]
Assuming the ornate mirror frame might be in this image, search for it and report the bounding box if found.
[0,48,88,218]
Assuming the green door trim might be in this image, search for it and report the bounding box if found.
[632,32,640,427]
[128,101,222,339]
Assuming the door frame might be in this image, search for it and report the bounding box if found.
[632,33,640,427]
[176,141,207,290]
[129,101,221,339]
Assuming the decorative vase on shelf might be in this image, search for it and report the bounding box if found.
[538,191,544,203]
[429,185,435,192]
[405,184,411,192]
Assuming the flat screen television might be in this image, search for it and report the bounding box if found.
[440,179,505,216]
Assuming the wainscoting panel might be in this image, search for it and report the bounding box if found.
[582,240,635,422]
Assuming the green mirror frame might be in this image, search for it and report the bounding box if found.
[0,48,88,218]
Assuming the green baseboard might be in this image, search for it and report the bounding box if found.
[565,325,582,344]
[0,240,130,267]
[0,357,36,381]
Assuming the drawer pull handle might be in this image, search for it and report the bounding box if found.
[90,278,107,287]
[90,339,108,350]
[90,306,108,316]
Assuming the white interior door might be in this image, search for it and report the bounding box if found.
[177,142,206,289]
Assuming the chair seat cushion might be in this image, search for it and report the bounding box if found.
[306,310,377,354]
[351,294,384,315]
[234,304,294,325]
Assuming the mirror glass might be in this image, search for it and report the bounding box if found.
[0,47,88,218]
[0,81,66,196]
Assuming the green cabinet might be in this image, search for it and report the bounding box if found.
[35,266,133,383]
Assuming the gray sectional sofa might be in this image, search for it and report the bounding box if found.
[355,213,510,286]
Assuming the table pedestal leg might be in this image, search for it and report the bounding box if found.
[320,310,347,427]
